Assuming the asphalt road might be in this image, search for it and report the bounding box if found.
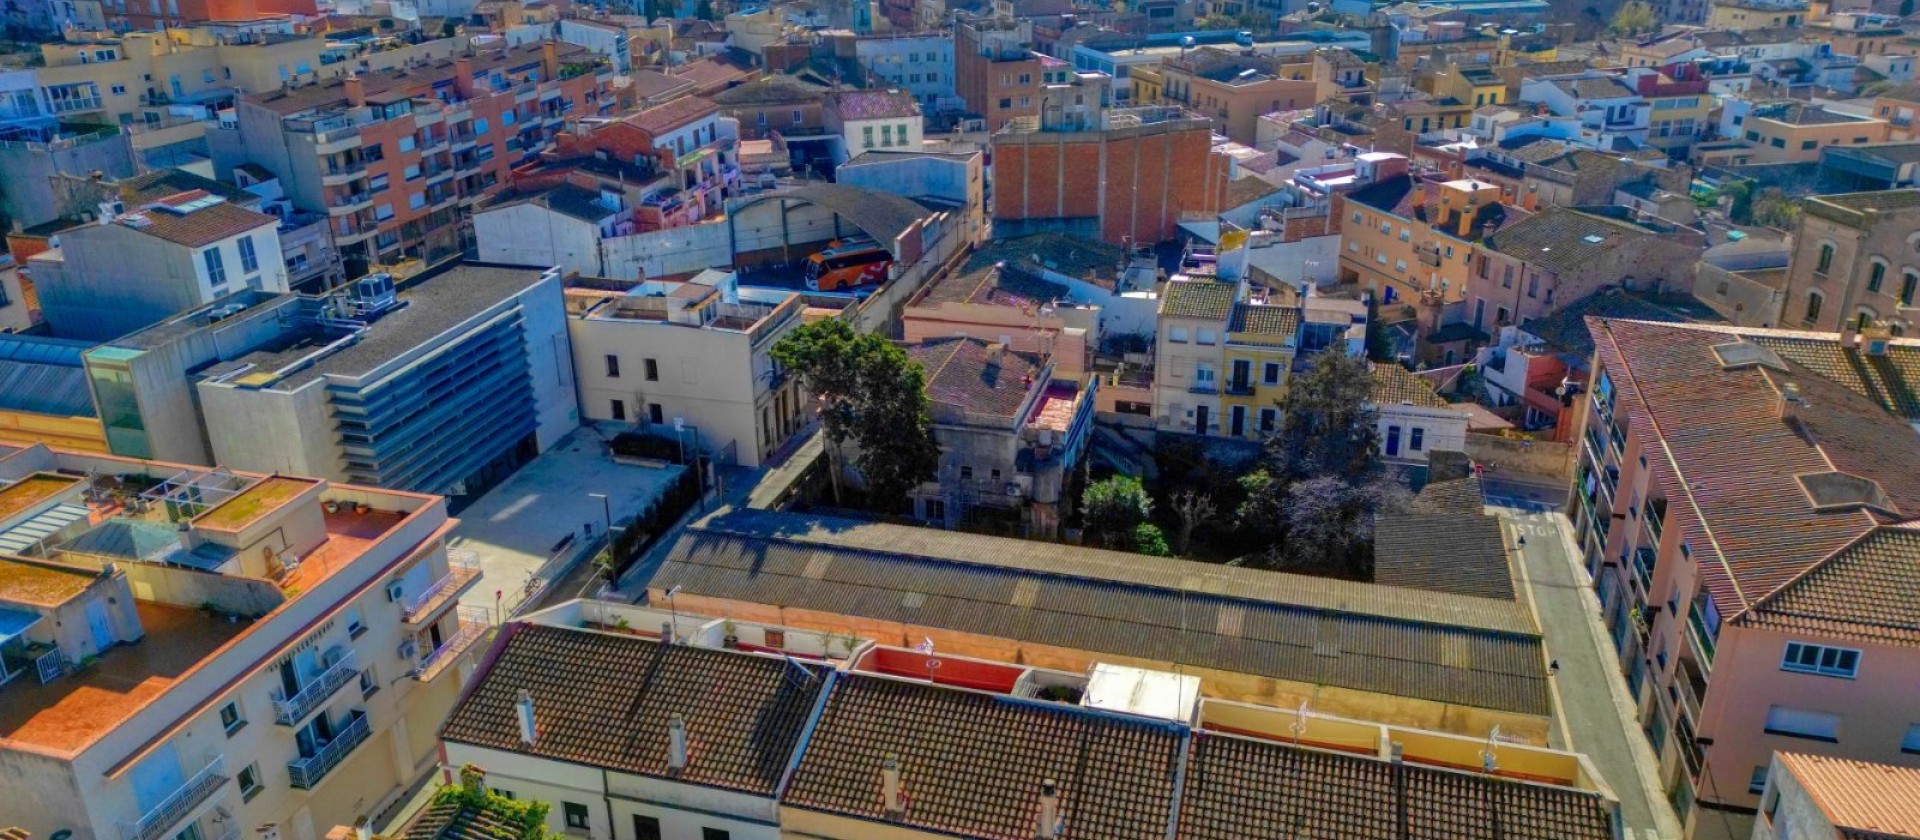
[1505,509,1682,840]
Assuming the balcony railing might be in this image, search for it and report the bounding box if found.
[271,649,357,726]
[1686,603,1717,670]
[287,710,370,790]
[402,551,481,624]
[1188,382,1220,395]
[1632,547,1656,593]
[1224,380,1255,396]
[119,757,228,840]
[415,606,491,682]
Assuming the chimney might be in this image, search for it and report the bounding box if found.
[1036,779,1061,838]
[344,74,366,107]
[1840,321,1860,349]
[667,714,689,773]
[881,754,905,818]
[514,689,537,745]
[454,56,476,98]
[352,817,371,840]
[543,40,561,80]
[987,339,1008,367]
[1778,381,1805,422]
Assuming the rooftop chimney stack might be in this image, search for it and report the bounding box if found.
[881,754,905,817]
[515,689,537,745]
[352,817,371,840]
[1036,779,1061,839]
[343,74,365,107]
[1778,381,1805,422]
[667,714,689,773]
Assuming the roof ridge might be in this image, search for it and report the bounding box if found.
[1737,525,1887,622]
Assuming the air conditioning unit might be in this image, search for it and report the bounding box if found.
[385,582,405,602]
[397,639,418,660]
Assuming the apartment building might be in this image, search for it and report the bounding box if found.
[1336,158,1506,310]
[1518,73,1652,150]
[1732,102,1890,164]
[1708,0,1806,31]
[1152,276,1370,440]
[566,270,808,469]
[1574,318,1920,839]
[1752,754,1920,840]
[33,28,330,132]
[1150,48,1321,145]
[853,32,956,113]
[31,189,288,341]
[223,42,616,276]
[100,0,318,30]
[711,76,829,141]
[549,95,741,226]
[438,595,1621,840]
[0,441,484,840]
[903,336,1094,536]
[1778,190,1920,335]
[826,88,923,163]
[81,264,575,500]
[1871,83,1920,141]
[953,15,1053,130]
[1470,206,1701,334]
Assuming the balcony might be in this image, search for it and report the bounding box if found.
[1632,546,1655,593]
[327,193,371,216]
[119,757,228,840]
[1674,656,1707,722]
[1686,602,1717,670]
[271,649,358,726]
[1224,380,1255,396]
[401,550,481,625]
[286,710,370,790]
[321,161,366,186]
[1188,382,1220,395]
[415,606,491,682]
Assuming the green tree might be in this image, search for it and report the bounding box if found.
[1133,523,1172,557]
[1081,475,1152,548]
[771,320,938,509]
[1608,1,1656,36]
[1749,187,1801,230]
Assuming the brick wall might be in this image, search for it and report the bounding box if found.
[989,119,1229,246]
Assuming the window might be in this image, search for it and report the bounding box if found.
[1869,260,1886,292]
[791,109,802,125]
[111,84,126,95]
[1818,244,1836,274]
[346,605,366,638]
[644,358,659,381]
[502,110,516,126]
[1197,328,1216,345]
[1764,705,1840,742]
[203,247,226,286]
[1195,365,1215,383]
[363,142,384,162]
[1903,271,1919,306]
[633,816,663,840]
[370,173,390,192]
[219,701,245,735]
[408,192,426,210]
[1169,326,1188,343]
[1800,139,1816,150]
[398,134,416,153]
[648,403,664,424]
[1806,290,1824,322]
[1502,265,1514,288]
[701,830,730,840]
[610,399,626,421]
[605,354,621,378]
[359,666,378,697]
[862,125,874,148]
[960,465,973,481]
[238,236,259,274]
[563,802,590,830]
[1259,407,1277,432]
[1748,765,1769,794]
[1526,276,1538,298]
[1410,428,1424,451]
[237,762,263,802]
[1782,642,1859,678]
[1263,362,1281,385]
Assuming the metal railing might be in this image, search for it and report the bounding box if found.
[1686,603,1717,669]
[401,551,481,622]
[119,757,228,840]
[271,649,357,725]
[415,606,490,681]
[287,710,370,790]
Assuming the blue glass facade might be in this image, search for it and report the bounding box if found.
[329,310,537,494]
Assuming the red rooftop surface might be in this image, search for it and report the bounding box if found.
[832,89,922,120]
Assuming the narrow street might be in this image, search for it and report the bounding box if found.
[1504,509,1682,840]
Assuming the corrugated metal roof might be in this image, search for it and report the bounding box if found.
[649,509,1551,716]
[0,336,96,418]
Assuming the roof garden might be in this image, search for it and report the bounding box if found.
[0,474,83,526]
[192,477,316,532]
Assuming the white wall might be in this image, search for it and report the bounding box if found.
[1376,402,1468,464]
[474,203,604,277]
[518,269,580,452]
[601,222,735,280]
[444,743,783,840]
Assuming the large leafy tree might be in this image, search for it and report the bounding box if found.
[1237,352,1410,575]
[1082,475,1152,548]
[772,319,938,508]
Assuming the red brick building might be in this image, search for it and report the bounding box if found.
[990,114,1231,246]
[954,16,1060,130]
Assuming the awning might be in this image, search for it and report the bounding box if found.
[0,607,43,646]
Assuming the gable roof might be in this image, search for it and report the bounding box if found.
[121,198,276,248]
[439,623,830,795]
[1371,362,1452,409]
[1160,279,1238,321]
[1374,514,1515,600]
[1775,753,1920,840]
[1738,526,1920,645]
[1480,207,1666,277]
[905,337,1046,422]
[623,95,719,136]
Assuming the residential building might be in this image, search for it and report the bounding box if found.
[1517,73,1651,150]
[711,75,830,142]
[99,0,318,30]
[1336,160,1508,310]
[440,596,1624,840]
[1153,276,1369,440]
[0,441,485,840]
[1152,47,1322,144]
[853,32,957,113]
[1818,141,1920,191]
[1470,206,1702,335]
[221,42,616,276]
[565,270,808,469]
[1753,753,1920,840]
[1574,318,1920,838]
[81,264,575,501]
[549,94,740,226]
[1709,0,1806,31]
[1731,102,1890,164]
[990,104,1231,245]
[556,18,633,73]
[953,15,1055,130]
[31,28,331,135]
[0,123,138,234]
[901,257,1099,369]
[903,336,1094,535]
[1371,362,1470,462]
[30,189,288,341]
[1871,82,1920,141]
[825,88,923,163]
[1778,190,1920,335]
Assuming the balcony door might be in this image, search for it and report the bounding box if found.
[1230,359,1251,392]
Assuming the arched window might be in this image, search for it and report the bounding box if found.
[1856,309,1876,331]
[1807,290,1825,322]
[1868,258,1887,293]
[1904,271,1919,307]
[1817,241,1835,273]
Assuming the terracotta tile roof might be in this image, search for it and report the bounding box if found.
[1588,319,1920,616]
[121,199,276,248]
[711,75,827,106]
[1375,514,1514,600]
[1227,302,1299,340]
[964,233,1127,289]
[1743,333,1920,420]
[782,673,1184,840]
[650,508,1552,715]
[905,337,1046,422]
[1481,207,1668,277]
[831,89,921,120]
[623,95,719,136]
[1776,753,1920,839]
[1738,526,1920,645]
[1412,476,1486,515]
[399,793,536,840]
[1370,362,1451,409]
[1177,733,1617,840]
[440,623,830,795]
[917,263,1069,308]
[1160,280,1238,321]
[1224,175,1281,209]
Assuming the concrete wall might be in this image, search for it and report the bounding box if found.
[474,203,603,277]
[0,129,137,232]
[116,563,286,616]
[1377,403,1468,465]
[1463,433,1573,478]
[570,318,765,465]
[199,378,343,480]
[1692,262,1786,328]
[601,222,735,279]
[444,742,784,840]
[517,270,580,453]
[36,225,204,341]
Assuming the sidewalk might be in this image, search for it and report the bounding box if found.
[1504,509,1682,840]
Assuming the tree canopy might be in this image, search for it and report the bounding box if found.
[771,319,939,508]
